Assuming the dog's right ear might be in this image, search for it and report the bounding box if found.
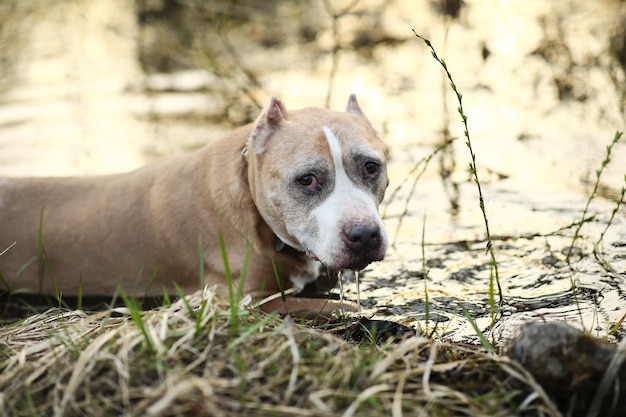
[250,96,286,154]
[346,94,364,116]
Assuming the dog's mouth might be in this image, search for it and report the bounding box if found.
[304,222,388,271]
[306,251,320,262]
[306,249,384,272]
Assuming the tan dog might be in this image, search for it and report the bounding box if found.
[0,95,388,315]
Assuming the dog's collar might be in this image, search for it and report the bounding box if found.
[275,236,301,254]
[274,236,286,252]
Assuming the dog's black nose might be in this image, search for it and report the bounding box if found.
[343,223,381,252]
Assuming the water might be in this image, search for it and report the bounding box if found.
[338,270,363,316]
[355,270,361,316]
[0,0,625,346]
[338,271,345,314]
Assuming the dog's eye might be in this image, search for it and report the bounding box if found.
[364,161,379,176]
[298,174,320,190]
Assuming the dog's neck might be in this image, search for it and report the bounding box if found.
[240,142,299,256]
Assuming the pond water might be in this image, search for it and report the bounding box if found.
[0,0,625,346]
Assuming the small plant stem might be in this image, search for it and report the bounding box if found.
[218,230,239,336]
[385,136,456,248]
[355,270,361,315]
[462,307,494,353]
[119,288,155,353]
[322,0,359,108]
[338,271,344,315]
[593,174,625,275]
[413,30,503,304]
[198,235,205,288]
[566,131,623,263]
[421,213,432,337]
[595,175,626,249]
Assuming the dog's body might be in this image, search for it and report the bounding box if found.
[0,95,388,315]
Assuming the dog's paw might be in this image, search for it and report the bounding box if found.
[259,296,358,319]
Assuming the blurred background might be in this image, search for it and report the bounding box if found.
[1,0,625,344]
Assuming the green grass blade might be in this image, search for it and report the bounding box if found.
[198,234,205,288]
[35,210,68,309]
[119,287,155,352]
[218,230,239,335]
[77,276,83,310]
[37,209,46,290]
[0,270,11,292]
[238,243,252,304]
[15,256,36,279]
[141,266,160,299]
[161,285,172,307]
[228,313,277,351]
[462,307,494,353]
[173,282,196,320]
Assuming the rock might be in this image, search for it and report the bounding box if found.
[508,321,626,417]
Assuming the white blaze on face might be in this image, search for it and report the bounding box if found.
[299,126,385,269]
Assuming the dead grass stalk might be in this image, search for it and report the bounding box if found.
[0,287,560,416]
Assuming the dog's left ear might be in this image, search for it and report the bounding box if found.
[250,96,287,154]
[346,94,364,116]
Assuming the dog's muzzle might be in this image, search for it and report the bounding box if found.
[339,222,386,271]
[343,223,382,253]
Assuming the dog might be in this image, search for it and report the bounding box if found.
[0,95,388,316]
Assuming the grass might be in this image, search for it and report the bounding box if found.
[0,293,561,417]
[566,131,624,263]
[462,307,494,353]
[217,230,249,336]
[119,287,156,353]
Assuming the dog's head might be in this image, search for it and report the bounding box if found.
[246,95,388,272]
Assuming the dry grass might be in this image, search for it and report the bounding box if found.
[0,287,561,417]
